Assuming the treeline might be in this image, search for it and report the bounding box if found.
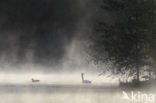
[90,0,156,82]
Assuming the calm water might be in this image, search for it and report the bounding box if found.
[0,74,155,103]
[0,84,155,103]
[0,84,119,103]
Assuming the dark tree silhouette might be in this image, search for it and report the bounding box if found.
[91,0,155,82]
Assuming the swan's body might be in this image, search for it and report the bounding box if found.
[32,78,40,82]
[81,73,91,84]
[82,80,91,83]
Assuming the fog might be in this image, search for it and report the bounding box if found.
[0,73,119,85]
[0,0,155,103]
[0,0,101,73]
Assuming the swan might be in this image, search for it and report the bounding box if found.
[81,73,91,84]
[32,78,40,82]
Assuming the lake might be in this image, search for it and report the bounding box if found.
[0,73,155,103]
[0,83,155,103]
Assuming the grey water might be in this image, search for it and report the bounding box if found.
[0,84,155,103]
[0,74,155,103]
[0,84,120,103]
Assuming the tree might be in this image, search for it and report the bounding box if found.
[148,0,156,79]
[90,0,155,82]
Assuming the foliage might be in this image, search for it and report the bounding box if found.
[91,0,155,81]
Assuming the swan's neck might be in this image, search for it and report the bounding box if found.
[81,74,84,81]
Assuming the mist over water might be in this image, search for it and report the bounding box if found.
[0,0,155,103]
[0,0,100,73]
[0,73,119,85]
[0,72,155,103]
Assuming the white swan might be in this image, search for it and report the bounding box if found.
[32,78,40,82]
[81,73,91,84]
